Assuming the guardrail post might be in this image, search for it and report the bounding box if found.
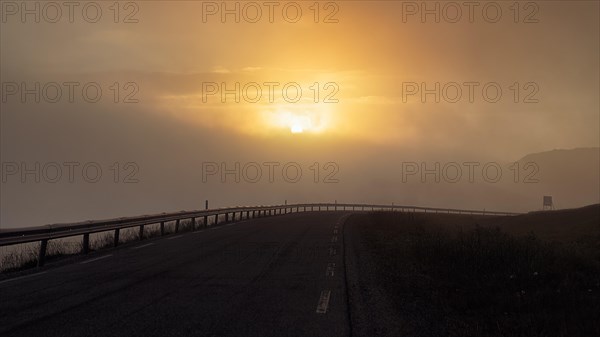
[38,239,48,267]
[175,219,180,232]
[214,214,219,225]
[114,228,120,247]
[191,217,196,230]
[82,233,90,254]
[203,215,208,227]
[139,225,144,240]
[161,221,165,235]
[225,213,229,223]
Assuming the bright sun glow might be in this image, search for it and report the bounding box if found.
[262,104,333,134]
[291,124,304,133]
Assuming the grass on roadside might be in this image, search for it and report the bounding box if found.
[358,211,600,337]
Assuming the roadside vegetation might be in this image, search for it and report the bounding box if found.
[356,208,600,337]
[0,219,197,273]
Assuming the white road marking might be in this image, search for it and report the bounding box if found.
[131,243,154,250]
[80,254,112,264]
[326,263,336,277]
[166,235,183,240]
[331,236,338,243]
[333,229,338,235]
[329,247,337,256]
[0,271,48,285]
[316,290,331,314]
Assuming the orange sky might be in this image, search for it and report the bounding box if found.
[1,1,599,227]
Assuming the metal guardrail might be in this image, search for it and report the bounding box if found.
[0,203,520,267]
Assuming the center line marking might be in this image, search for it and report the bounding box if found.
[329,247,337,256]
[0,271,48,285]
[316,290,331,314]
[131,243,154,250]
[166,235,183,240]
[80,255,112,264]
[326,263,336,277]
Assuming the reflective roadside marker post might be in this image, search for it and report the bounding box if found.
[204,200,209,227]
[38,239,48,267]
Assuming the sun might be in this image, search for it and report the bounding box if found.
[262,105,333,134]
[291,124,304,133]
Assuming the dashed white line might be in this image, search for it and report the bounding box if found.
[316,290,331,314]
[331,236,338,243]
[326,263,336,277]
[131,243,154,250]
[333,229,338,235]
[80,254,112,264]
[166,235,183,240]
[0,271,48,285]
[329,247,337,256]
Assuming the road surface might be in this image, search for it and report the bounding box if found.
[1,212,375,337]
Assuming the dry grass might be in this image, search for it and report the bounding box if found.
[355,208,600,337]
[0,218,204,273]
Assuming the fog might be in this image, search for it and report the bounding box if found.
[1,1,598,228]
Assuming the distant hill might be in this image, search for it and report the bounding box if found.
[506,147,600,210]
[389,147,599,213]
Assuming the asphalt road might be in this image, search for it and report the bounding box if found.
[0,212,358,337]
